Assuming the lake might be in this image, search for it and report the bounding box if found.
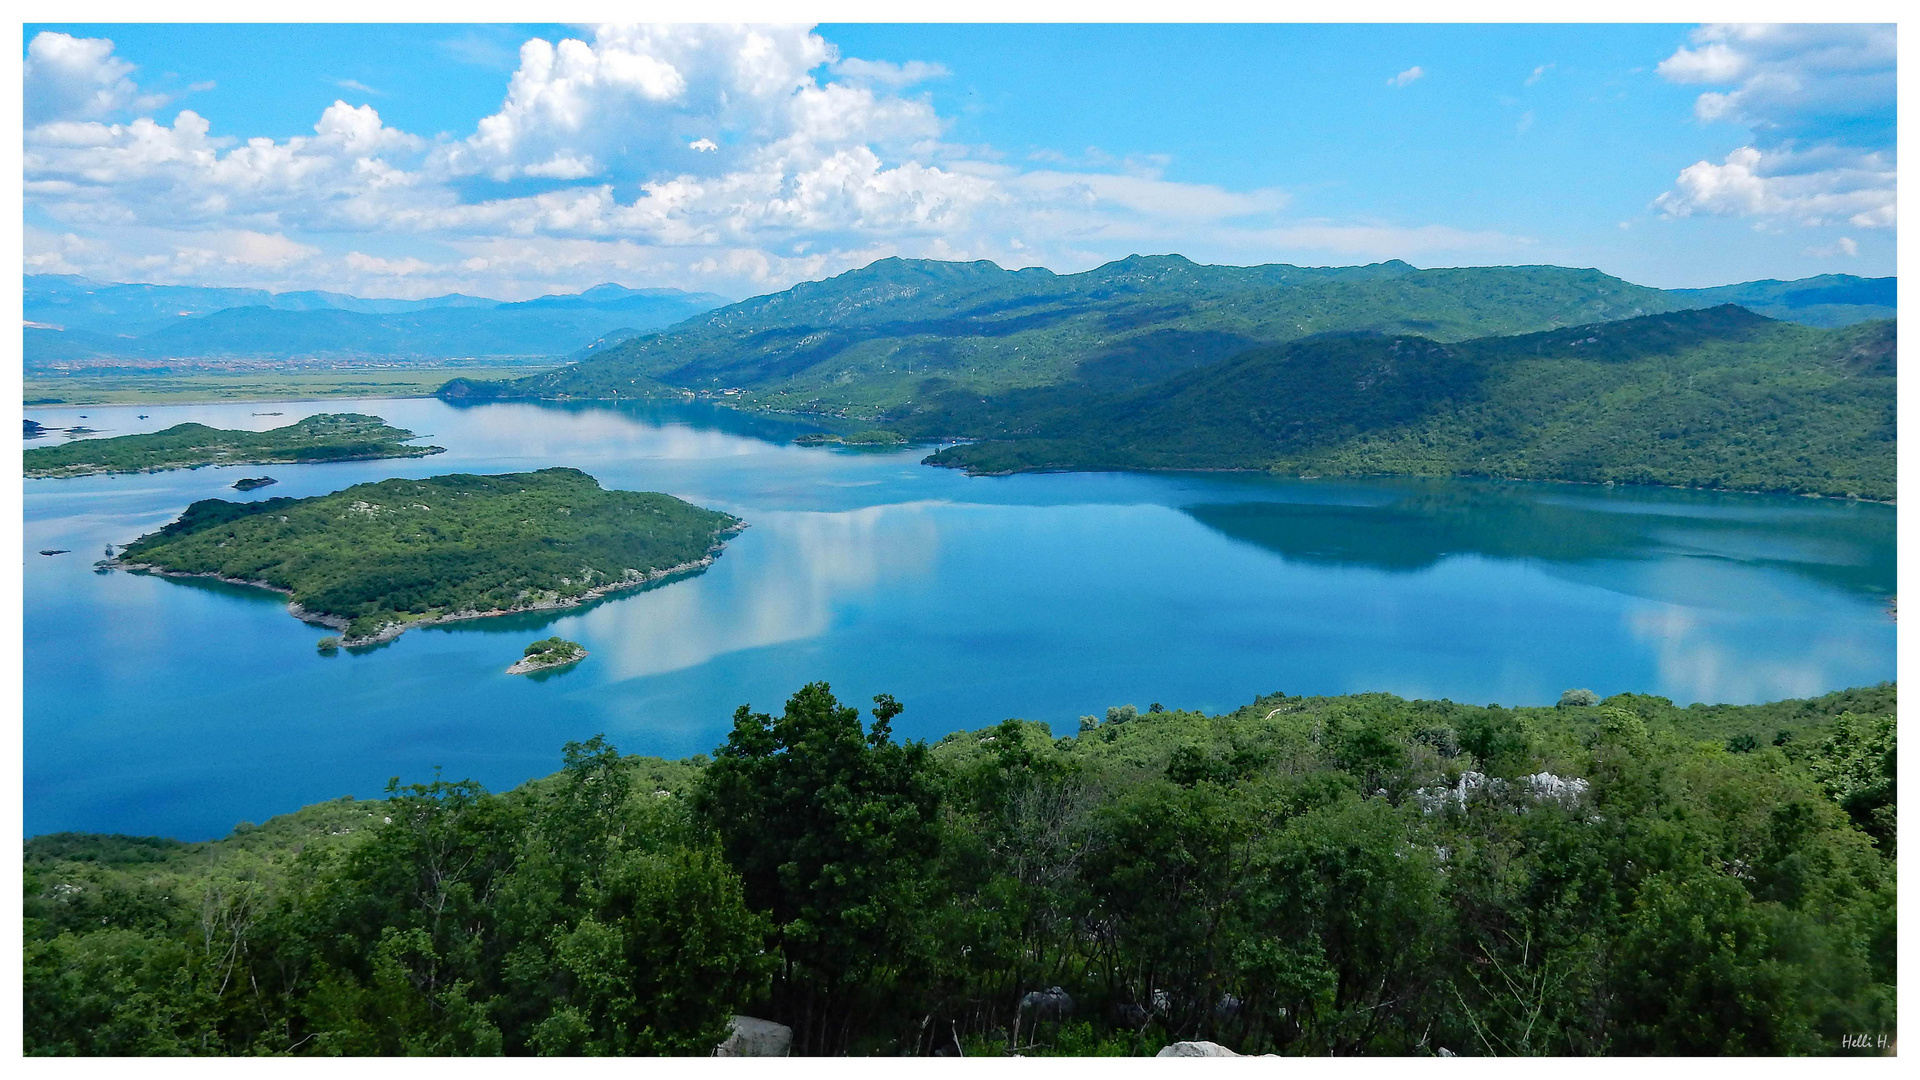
[23,397,1896,840]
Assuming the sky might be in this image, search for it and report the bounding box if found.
[20,22,1898,301]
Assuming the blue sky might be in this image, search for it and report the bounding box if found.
[23,23,1895,300]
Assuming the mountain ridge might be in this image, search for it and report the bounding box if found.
[25,275,733,364]
[914,305,1896,500]
[448,254,1746,412]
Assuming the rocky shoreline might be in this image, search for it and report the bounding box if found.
[101,521,745,647]
[505,648,588,675]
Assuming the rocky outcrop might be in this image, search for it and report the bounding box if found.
[1156,1041,1241,1057]
[714,1016,792,1057]
[1019,986,1075,1023]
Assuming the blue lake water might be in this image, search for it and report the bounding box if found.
[23,397,1896,840]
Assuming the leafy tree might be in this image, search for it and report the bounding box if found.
[694,683,943,1054]
[1804,713,1896,855]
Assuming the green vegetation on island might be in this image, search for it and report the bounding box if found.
[23,413,444,479]
[793,429,909,447]
[509,637,587,674]
[112,467,742,644]
[23,680,1895,1056]
[916,308,1896,501]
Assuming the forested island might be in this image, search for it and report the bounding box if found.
[508,637,587,674]
[793,430,909,447]
[108,467,742,644]
[24,681,1894,1056]
[22,413,444,479]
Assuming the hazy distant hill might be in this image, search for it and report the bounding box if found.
[444,255,1718,412]
[1669,274,1896,328]
[918,306,1896,500]
[23,276,730,364]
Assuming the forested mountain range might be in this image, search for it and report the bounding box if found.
[23,276,730,364]
[437,255,1894,416]
[444,256,1701,409]
[432,255,1895,499]
[914,306,1897,500]
[1669,275,1897,327]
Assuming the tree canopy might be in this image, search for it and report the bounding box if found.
[25,682,1896,1056]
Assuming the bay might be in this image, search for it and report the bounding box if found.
[23,397,1895,840]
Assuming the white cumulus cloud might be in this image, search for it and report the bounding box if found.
[25,31,166,126]
[1657,23,1895,130]
[829,58,951,87]
[1387,66,1425,88]
[1804,236,1858,258]
[20,24,1544,300]
[1653,23,1895,233]
[1654,145,1895,228]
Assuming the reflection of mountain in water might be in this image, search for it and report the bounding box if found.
[1183,480,1894,600]
[447,397,834,448]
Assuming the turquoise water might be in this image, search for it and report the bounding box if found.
[24,398,1896,840]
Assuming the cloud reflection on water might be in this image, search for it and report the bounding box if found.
[1623,603,1879,705]
[579,501,944,681]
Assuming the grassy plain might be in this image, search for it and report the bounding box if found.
[25,366,550,406]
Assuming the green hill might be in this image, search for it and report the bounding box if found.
[1670,274,1895,328]
[440,255,1699,414]
[114,467,742,643]
[918,307,1895,500]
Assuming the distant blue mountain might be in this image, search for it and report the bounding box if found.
[23,275,732,364]
[1669,274,1895,328]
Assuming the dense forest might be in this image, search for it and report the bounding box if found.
[439,256,1708,414]
[915,308,1897,501]
[22,413,444,479]
[115,468,741,643]
[436,255,1893,419]
[25,681,1896,1056]
[430,256,1896,501]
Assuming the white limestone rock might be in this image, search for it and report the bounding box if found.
[1156,1040,1241,1057]
[715,1015,792,1057]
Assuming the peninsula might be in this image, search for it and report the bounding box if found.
[23,413,444,479]
[108,467,743,645]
